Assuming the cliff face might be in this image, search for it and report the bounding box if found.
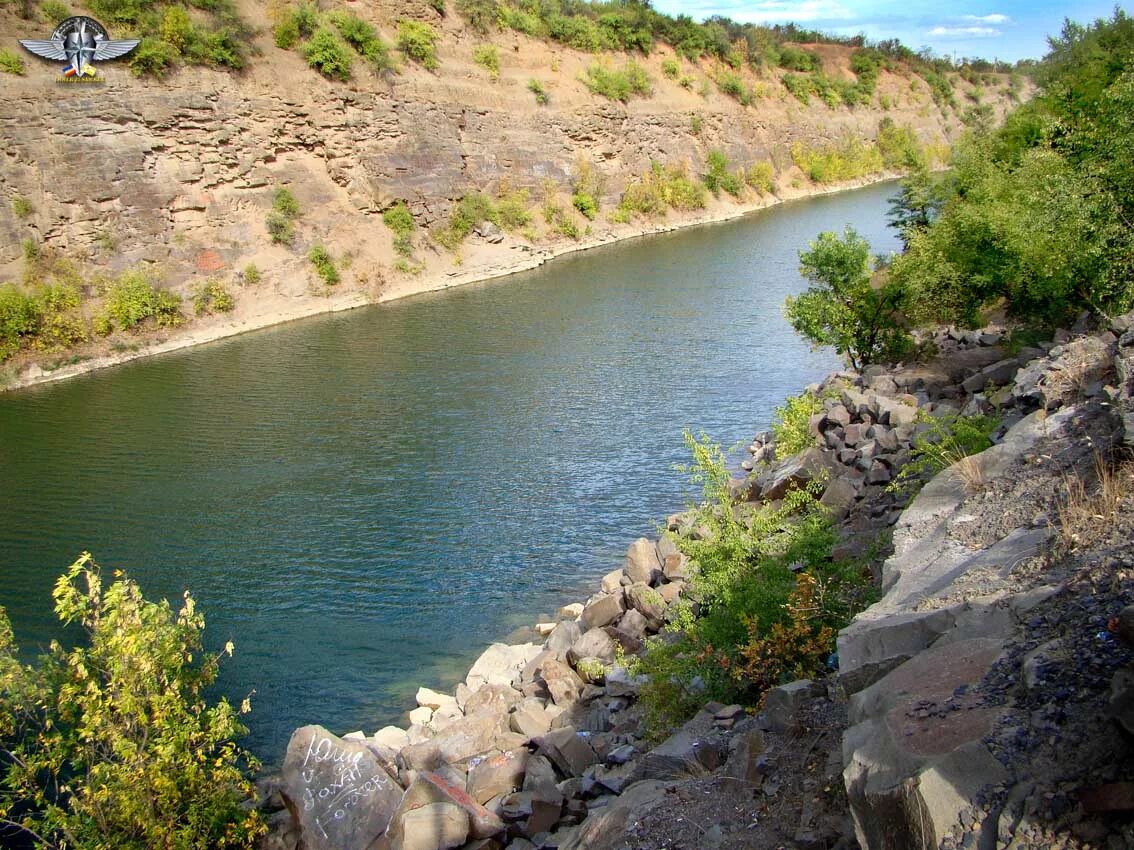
[0,2,1021,385]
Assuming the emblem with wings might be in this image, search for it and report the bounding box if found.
[20,16,139,78]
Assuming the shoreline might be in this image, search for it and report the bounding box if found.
[1,173,900,395]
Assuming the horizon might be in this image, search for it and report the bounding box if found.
[651,1,1127,64]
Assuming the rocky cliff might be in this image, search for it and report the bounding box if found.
[0,0,1019,388]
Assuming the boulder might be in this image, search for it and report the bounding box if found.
[559,781,669,850]
[616,608,648,639]
[417,687,459,712]
[761,680,825,732]
[625,583,666,628]
[557,602,584,620]
[386,771,505,845]
[580,594,625,630]
[466,643,543,694]
[374,726,411,751]
[464,684,523,718]
[657,581,685,605]
[623,538,662,585]
[544,621,583,655]
[537,727,599,778]
[397,803,469,850]
[819,477,858,520]
[629,710,724,781]
[399,712,512,772]
[759,447,838,501]
[843,638,1010,850]
[281,725,403,850]
[599,569,623,594]
[540,659,585,707]
[467,750,529,804]
[662,552,690,581]
[567,628,617,666]
[510,699,554,739]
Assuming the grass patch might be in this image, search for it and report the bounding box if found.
[191,278,235,315]
[527,78,549,104]
[266,187,301,246]
[0,49,26,75]
[308,245,339,286]
[472,44,499,79]
[582,61,651,102]
[397,20,440,70]
[615,161,706,220]
[383,201,416,257]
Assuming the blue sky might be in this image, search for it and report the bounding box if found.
[651,1,1126,63]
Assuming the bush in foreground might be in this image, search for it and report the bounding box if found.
[0,554,264,850]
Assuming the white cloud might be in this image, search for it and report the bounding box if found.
[928,25,1001,38]
[963,13,1010,24]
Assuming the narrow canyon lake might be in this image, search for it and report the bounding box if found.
[0,181,901,757]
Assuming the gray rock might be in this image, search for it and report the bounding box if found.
[281,726,403,850]
[510,699,553,740]
[545,621,583,655]
[467,643,544,694]
[820,476,858,520]
[759,447,839,501]
[629,710,724,781]
[537,727,599,778]
[567,628,617,666]
[559,781,669,850]
[399,712,512,772]
[386,771,505,845]
[541,659,586,708]
[662,552,691,581]
[464,684,523,717]
[467,750,529,804]
[616,608,648,639]
[580,594,625,631]
[762,680,825,732]
[397,802,469,850]
[599,569,623,593]
[624,538,663,585]
[624,583,666,628]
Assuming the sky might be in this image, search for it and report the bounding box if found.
[651,0,1127,63]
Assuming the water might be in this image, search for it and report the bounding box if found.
[0,181,900,758]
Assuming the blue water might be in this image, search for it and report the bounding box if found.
[0,181,900,758]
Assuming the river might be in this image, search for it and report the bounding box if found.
[0,180,901,757]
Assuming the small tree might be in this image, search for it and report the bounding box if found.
[785,227,910,371]
[0,554,264,850]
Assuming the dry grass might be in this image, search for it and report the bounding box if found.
[952,453,986,492]
[1056,452,1130,550]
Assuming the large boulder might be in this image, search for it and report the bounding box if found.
[559,781,669,850]
[629,709,724,781]
[758,447,839,501]
[625,582,667,628]
[466,643,543,693]
[624,537,663,585]
[281,725,403,850]
[398,712,512,772]
[567,627,618,666]
[843,638,1010,850]
[466,749,529,804]
[385,771,505,847]
[580,593,625,630]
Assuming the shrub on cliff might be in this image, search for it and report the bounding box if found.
[702,150,743,197]
[328,11,394,71]
[785,227,911,370]
[101,270,184,332]
[303,27,353,81]
[0,554,264,850]
[383,201,416,257]
[582,61,651,101]
[397,21,440,70]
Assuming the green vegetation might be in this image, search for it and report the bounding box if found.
[785,227,910,370]
[771,390,825,458]
[613,161,706,221]
[383,201,416,257]
[0,554,264,849]
[473,43,499,78]
[635,431,870,735]
[40,0,70,23]
[702,149,742,197]
[891,412,999,493]
[266,187,301,247]
[745,161,774,194]
[496,187,533,230]
[527,78,549,104]
[242,263,262,285]
[192,278,235,315]
[570,160,604,221]
[661,57,680,78]
[778,44,819,71]
[582,61,651,101]
[890,10,1134,327]
[303,27,352,80]
[102,270,184,332]
[397,20,440,70]
[791,134,885,183]
[329,10,394,70]
[432,192,502,250]
[0,49,26,75]
[308,245,339,286]
[11,196,33,218]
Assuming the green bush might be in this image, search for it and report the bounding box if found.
[772,391,826,458]
[0,554,264,849]
[242,263,262,285]
[785,227,911,370]
[745,161,774,193]
[103,271,184,331]
[383,201,416,256]
[267,187,301,246]
[0,285,41,361]
[782,71,811,103]
[616,161,706,219]
[779,44,820,71]
[891,412,999,493]
[129,37,178,77]
[582,61,651,101]
[11,196,33,218]
[473,43,499,78]
[496,188,532,230]
[703,149,743,197]
[457,0,500,34]
[274,16,300,49]
[876,117,925,170]
[303,28,353,80]
[662,57,680,78]
[435,192,500,250]
[161,5,194,52]
[33,283,87,351]
[40,0,70,24]
[572,192,598,219]
[715,69,752,104]
[0,49,26,75]
[329,11,393,70]
[527,78,549,104]
[791,135,884,183]
[397,21,440,70]
[308,245,339,286]
[192,278,235,315]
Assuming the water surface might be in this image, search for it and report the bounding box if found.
[0,181,900,757]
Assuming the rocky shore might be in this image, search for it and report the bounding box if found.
[257,317,1134,850]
